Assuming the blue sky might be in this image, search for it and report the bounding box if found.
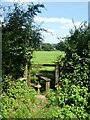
[34,2,88,43]
[0,0,89,43]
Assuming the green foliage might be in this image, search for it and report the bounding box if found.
[2,7,90,118]
[35,22,90,119]
[2,3,44,78]
[59,22,90,90]
[1,79,37,118]
[48,22,90,119]
[27,82,89,119]
[55,40,67,51]
[44,81,90,119]
[41,43,55,51]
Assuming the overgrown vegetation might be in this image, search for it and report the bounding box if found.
[1,2,90,119]
[2,3,44,79]
[39,22,90,119]
[1,2,46,118]
[59,22,90,90]
[1,77,37,118]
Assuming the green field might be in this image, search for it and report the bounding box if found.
[31,51,65,89]
[32,51,65,64]
[31,51,65,71]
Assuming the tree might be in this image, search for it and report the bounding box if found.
[42,22,90,119]
[58,22,90,89]
[2,3,44,78]
[41,43,55,51]
[57,22,90,118]
[55,40,67,51]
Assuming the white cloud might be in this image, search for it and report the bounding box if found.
[60,21,81,29]
[1,0,39,3]
[42,0,88,2]
[34,17,63,23]
[34,17,75,23]
[41,28,57,43]
[0,23,1,27]
[34,17,82,43]
[34,16,81,29]
[1,0,89,2]
[47,29,54,33]
[42,31,57,43]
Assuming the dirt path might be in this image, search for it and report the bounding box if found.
[31,94,47,118]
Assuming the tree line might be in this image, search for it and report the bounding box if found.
[38,42,67,51]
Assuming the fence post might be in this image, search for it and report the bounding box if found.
[46,81,50,92]
[24,63,28,79]
[55,62,60,84]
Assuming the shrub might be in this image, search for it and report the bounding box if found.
[45,81,90,119]
[1,79,37,118]
[42,23,90,119]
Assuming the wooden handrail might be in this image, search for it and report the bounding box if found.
[36,74,51,82]
[32,64,56,67]
[35,73,51,91]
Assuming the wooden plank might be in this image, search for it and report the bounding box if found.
[32,64,55,67]
[36,74,51,82]
[19,77,27,81]
[39,76,51,82]
[35,74,51,91]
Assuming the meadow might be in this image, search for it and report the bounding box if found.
[31,51,65,71]
[32,51,65,64]
[31,50,65,90]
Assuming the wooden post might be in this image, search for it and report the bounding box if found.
[27,63,32,86]
[46,81,50,92]
[55,62,60,84]
[35,82,41,94]
[23,63,28,79]
[35,74,51,92]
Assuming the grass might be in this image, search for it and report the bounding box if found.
[30,51,65,88]
[32,51,65,64]
[31,51,65,71]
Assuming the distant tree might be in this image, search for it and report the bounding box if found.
[41,43,55,51]
[2,3,44,78]
[55,40,67,51]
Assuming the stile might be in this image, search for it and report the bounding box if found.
[36,74,51,91]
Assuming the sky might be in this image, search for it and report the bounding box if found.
[34,2,88,43]
[0,0,89,43]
